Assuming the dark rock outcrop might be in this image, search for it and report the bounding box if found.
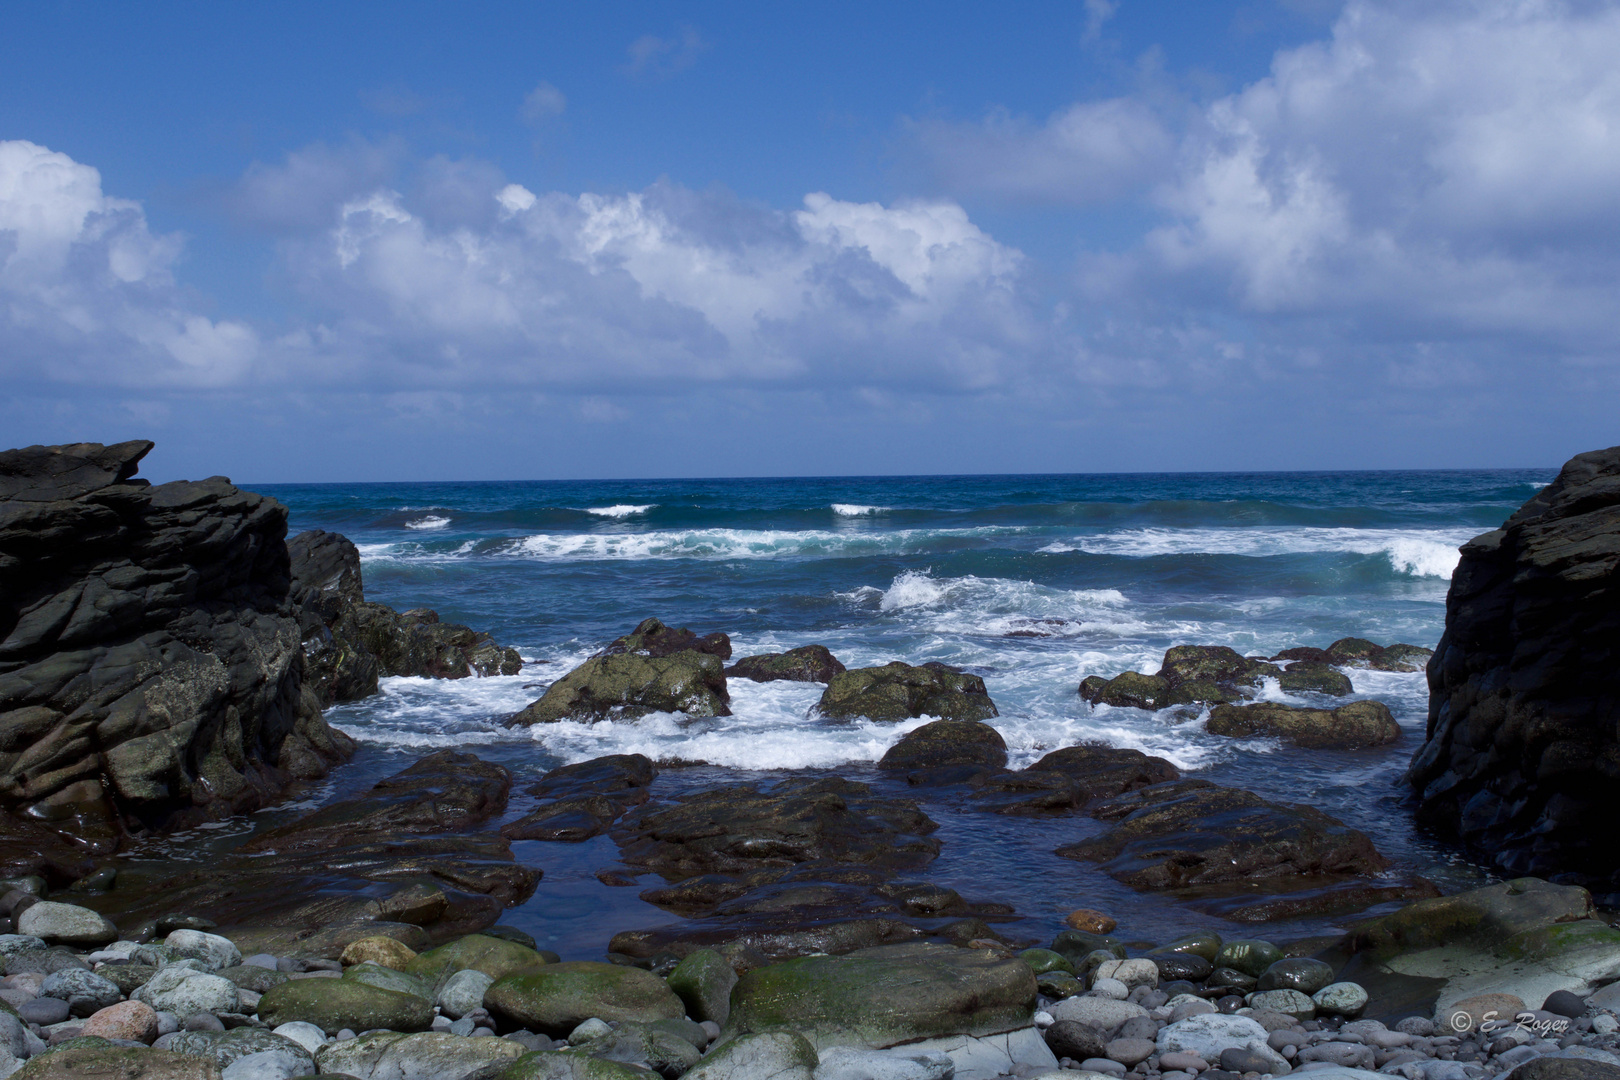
[1058,779,1391,900]
[501,753,659,842]
[877,720,1008,773]
[0,440,355,875]
[84,750,541,957]
[1271,639,1433,673]
[1410,447,1620,886]
[288,530,521,706]
[1028,744,1180,798]
[1207,700,1400,749]
[1080,646,1281,709]
[509,618,730,725]
[816,661,997,722]
[725,645,845,684]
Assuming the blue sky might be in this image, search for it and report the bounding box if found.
[2,1,1616,481]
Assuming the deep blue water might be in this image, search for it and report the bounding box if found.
[239,469,1552,956]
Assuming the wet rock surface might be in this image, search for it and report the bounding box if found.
[0,440,357,879]
[510,619,731,725]
[1206,701,1401,750]
[502,754,659,843]
[290,529,523,706]
[1410,445,1620,890]
[724,645,845,684]
[816,662,998,722]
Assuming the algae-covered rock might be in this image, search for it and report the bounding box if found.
[1080,645,1282,710]
[1029,744,1179,798]
[878,720,1007,772]
[1149,932,1223,963]
[256,975,434,1034]
[15,1045,222,1079]
[161,1028,314,1071]
[726,645,846,684]
[343,960,432,1000]
[1257,957,1335,994]
[1277,662,1354,696]
[1206,701,1399,749]
[340,934,417,970]
[722,940,1035,1051]
[1343,878,1593,959]
[571,1021,702,1077]
[817,662,998,723]
[322,1030,526,1080]
[484,961,683,1037]
[682,1031,818,1080]
[405,933,552,983]
[1080,670,1171,709]
[511,649,729,725]
[665,948,736,1026]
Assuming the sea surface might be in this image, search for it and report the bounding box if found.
[246,470,1554,956]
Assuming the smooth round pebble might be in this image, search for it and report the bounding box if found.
[1091,977,1130,1000]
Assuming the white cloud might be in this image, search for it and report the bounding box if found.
[0,140,257,388]
[521,82,567,124]
[281,177,1046,393]
[624,27,709,77]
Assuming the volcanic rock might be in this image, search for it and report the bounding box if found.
[817,662,998,722]
[726,645,845,684]
[1206,700,1400,749]
[509,619,730,724]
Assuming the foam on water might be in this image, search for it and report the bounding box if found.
[503,526,1024,562]
[584,504,656,518]
[405,515,451,530]
[832,503,889,516]
[1039,526,1472,578]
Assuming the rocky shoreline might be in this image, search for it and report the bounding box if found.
[2,870,1620,1080]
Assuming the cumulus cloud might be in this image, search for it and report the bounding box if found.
[521,82,566,124]
[282,177,1044,392]
[0,140,257,389]
[226,137,402,233]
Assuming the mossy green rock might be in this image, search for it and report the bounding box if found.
[1149,931,1223,963]
[406,933,552,983]
[878,719,1008,772]
[1215,940,1284,977]
[1037,971,1083,998]
[1257,958,1336,994]
[1018,948,1074,975]
[217,964,290,994]
[495,1052,658,1080]
[1080,671,1169,709]
[344,960,432,999]
[817,662,998,722]
[16,1045,221,1079]
[1050,929,1126,967]
[485,961,683,1036]
[684,1031,818,1080]
[256,975,434,1035]
[1277,662,1354,696]
[573,1022,702,1077]
[722,940,1035,1051]
[1344,878,1593,959]
[511,651,729,724]
[665,948,736,1025]
[317,1031,525,1078]
[1207,701,1399,749]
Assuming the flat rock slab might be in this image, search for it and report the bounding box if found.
[723,940,1035,1051]
[14,1045,223,1079]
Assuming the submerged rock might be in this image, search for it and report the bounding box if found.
[726,645,846,684]
[510,619,731,725]
[1206,700,1400,749]
[502,754,658,843]
[1060,780,1389,890]
[1410,445,1620,885]
[816,662,998,722]
[0,439,356,873]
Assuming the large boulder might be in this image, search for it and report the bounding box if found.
[406,933,552,982]
[14,1045,222,1079]
[256,975,435,1034]
[1058,780,1389,890]
[1080,646,1281,710]
[878,720,1008,773]
[289,529,522,706]
[1027,744,1180,798]
[0,440,356,868]
[817,662,998,722]
[726,645,846,684]
[510,619,730,724]
[1206,701,1400,749]
[483,961,684,1036]
[722,941,1036,1051]
[1410,446,1620,887]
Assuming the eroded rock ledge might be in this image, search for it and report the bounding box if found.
[1410,445,1620,891]
[0,441,356,876]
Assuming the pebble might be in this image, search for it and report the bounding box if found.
[1092,977,1131,1000]
[1081,1057,1129,1077]
[1106,1037,1157,1065]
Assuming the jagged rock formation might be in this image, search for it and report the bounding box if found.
[0,441,355,875]
[1410,445,1620,889]
[509,618,730,725]
[816,661,998,722]
[288,530,521,706]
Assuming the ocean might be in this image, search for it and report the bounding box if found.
[242,469,1554,956]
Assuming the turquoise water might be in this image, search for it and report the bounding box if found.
[255,469,1552,954]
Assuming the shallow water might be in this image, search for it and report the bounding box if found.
[234,470,1551,957]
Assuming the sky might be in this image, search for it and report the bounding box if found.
[2,0,1617,482]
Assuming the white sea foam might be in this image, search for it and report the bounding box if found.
[405,515,451,530]
[832,504,889,516]
[584,504,655,518]
[503,527,1025,562]
[1039,527,1471,579]
[872,570,1140,638]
